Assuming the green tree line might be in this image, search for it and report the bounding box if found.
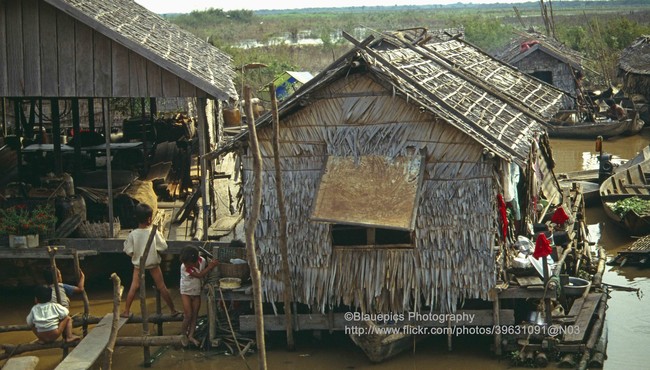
[165,2,650,94]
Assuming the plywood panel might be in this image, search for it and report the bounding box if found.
[0,1,8,96]
[146,60,162,97]
[5,0,24,96]
[111,41,129,97]
[21,0,40,96]
[311,155,423,230]
[93,31,111,97]
[161,67,180,97]
[75,21,94,96]
[56,11,75,97]
[129,50,147,97]
[39,1,58,97]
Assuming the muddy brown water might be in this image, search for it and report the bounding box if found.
[1,134,649,370]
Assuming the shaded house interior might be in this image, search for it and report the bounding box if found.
[213,30,568,315]
[0,0,237,252]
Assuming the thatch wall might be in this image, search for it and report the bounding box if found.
[241,73,498,314]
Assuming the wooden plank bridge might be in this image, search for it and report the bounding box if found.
[55,314,128,370]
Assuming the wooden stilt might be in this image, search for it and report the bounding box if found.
[244,86,267,370]
[103,273,122,370]
[72,250,90,337]
[138,225,159,368]
[269,82,294,351]
[492,296,501,356]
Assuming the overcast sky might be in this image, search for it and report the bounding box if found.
[134,0,537,13]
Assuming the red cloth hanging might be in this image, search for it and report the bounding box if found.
[498,194,508,241]
[533,233,552,259]
[551,207,570,225]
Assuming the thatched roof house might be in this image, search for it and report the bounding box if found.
[496,32,584,108]
[0,0,237,245]
[216,32,565,314]
[619,35,650,98]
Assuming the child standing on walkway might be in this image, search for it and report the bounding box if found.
[121,203,180,318]
[179,246,218,346]
[27,285,80,344]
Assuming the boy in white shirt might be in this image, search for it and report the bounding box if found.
[121,203,179,318]
[26,285,80,344]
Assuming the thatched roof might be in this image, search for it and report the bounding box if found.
[496,32,584,71]
[618,36,650,97]
[216,31,564,168]
[46,0,237,100]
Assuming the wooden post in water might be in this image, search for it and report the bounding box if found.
[139,225,158,367]
[244,86,268,370]
[103,273,122,370]
[155,287,163,336]
[72,250,90,337]
[269,83,295,351]
[542,257,552,325]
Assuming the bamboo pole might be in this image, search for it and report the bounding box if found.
[218,286,252,369]
[103,273,122,370]
[72,250,90,337]
[139,225,158,368]
[0,341,76,360]
[244,85,268,370]
[115,336,185,347]
[269,83,295,350]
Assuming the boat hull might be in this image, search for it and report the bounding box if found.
[544,117,643,139]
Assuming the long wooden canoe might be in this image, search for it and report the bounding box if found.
[545,110,643,139]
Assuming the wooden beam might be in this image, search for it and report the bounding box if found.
[54,314,128,370]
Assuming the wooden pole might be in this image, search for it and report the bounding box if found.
[197,98,210,240]
[115,335,186,347]
[72,250,90,337]
[542,257,552,325]
[103,273,122,370]
[269,83,295,351]
[51,99,62,175]
[47,247,62,305]
[155,287,163,336]
[71,98,81,176]
[103,99,115,238]
[139,225,159,368]
[244,85,267,370]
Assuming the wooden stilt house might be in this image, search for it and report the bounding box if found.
[618,35,650,123]
[212,31,567,314]
[496,32,584,109]
[0,0,237,253]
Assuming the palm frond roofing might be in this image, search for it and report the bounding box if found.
[46,0,238,100]
[219,33,565,167]
[497,32,584,71]
[619,35,650,75]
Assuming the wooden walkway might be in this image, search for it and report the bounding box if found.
[55,314,128,370]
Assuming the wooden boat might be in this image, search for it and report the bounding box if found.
[348,320,419,362]
[599,156,650,235]
[545,110,643,139]
[609,234,650,266]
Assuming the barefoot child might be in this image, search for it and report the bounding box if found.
[121,203,180,318]
[179,246,218,346]
[27,285,80,344]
